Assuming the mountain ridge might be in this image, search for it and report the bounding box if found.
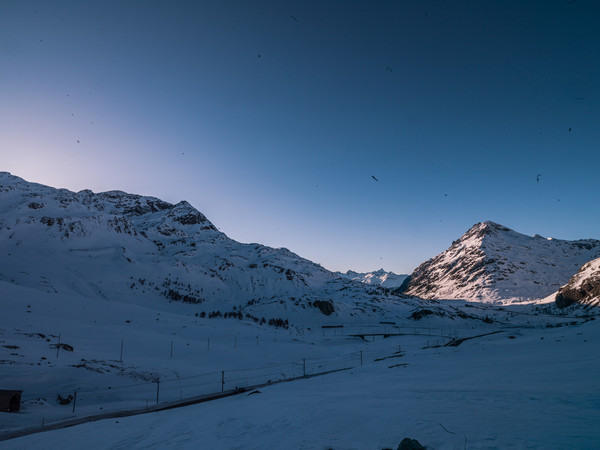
[337,269,409,289]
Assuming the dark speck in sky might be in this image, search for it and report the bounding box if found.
[371,176,379,182]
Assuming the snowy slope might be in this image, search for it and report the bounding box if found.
[336,269,408,289]
[555,257,600,308]
[1,172,416,321]
[403,221,600,303]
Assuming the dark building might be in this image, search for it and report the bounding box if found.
[0,390,23,412]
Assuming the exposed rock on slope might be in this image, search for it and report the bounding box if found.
[402,221,600,303]
[555,258,600,308]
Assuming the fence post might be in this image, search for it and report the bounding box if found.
[156,378,160,404]
[360,351,363,366]
[72,391,77,414]
[120,340,124,362]
[56,333,61,358]
[221,371,225,392]
[303,359,306,377]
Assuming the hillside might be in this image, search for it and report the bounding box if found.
[0,172,427,322]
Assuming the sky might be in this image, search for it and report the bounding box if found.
[1,0,600,274]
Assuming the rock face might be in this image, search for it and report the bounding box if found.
[397,438,426,450]
[402,221,600,303]
[555,258,600,308]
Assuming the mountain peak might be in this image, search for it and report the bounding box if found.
[404,222,600,302]
[463,221,513,239]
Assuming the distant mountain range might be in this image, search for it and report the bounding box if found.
[401,221,600,304]
[336,269,408,289]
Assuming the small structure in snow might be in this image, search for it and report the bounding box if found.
[0,390,23,412]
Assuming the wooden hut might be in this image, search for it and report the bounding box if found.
[0,390,23,412]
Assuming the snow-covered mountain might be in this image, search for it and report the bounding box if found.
[402,221,600,303]
[0,172,417,321]
[337,269,408,289]
[555,257,600,308]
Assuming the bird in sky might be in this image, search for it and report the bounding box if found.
[385,67,392,72]
[289,14,298,22]
[537,174,542,183]
[569,128,572,132]
[371,175,379,182]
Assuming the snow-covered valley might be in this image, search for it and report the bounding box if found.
[1,173,599,449]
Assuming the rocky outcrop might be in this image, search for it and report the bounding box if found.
[555,258,600,308]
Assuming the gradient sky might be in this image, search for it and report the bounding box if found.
[2,0,600,274]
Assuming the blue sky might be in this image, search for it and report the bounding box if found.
[2,0,600,274]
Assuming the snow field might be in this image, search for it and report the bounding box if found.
[3,317,599,449]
